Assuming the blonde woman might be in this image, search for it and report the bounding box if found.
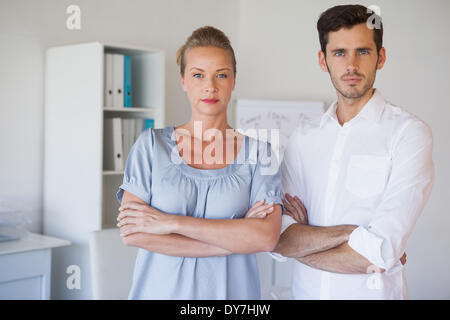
[116,26,282,299]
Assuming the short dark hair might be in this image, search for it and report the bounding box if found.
[317,4,383,55]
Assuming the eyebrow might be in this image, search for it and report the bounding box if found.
[331,47,374,53]
[189,67,232,72]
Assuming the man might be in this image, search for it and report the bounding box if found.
[271,4,434,299]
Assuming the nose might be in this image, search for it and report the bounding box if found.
[346,53,359,74]
[204,77,218,93]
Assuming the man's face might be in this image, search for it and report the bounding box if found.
[319,23,386,100]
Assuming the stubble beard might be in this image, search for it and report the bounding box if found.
[326,59,378,100]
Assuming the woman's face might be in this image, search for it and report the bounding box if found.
[180,46,235,118]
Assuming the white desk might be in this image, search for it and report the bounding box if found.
[0,232,70,299]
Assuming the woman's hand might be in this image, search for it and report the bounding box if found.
[117,201,177,236]
[282,193,308,225]
[245,200,275,219]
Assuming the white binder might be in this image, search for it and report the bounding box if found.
[103,117,124,171]
[104,53,114,107]
[112,54,124,108]
[121,119,135,164]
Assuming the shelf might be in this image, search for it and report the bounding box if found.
[103,170,124,176]
[103,107,156,112]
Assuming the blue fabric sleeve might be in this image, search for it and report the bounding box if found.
[116,128,153,205]
[249,140,283,208]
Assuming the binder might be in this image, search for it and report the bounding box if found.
[104,53,113,107]
[122,119,136,163]
[113,54,124,108]
[103,117,124,171]
[144,118,154,129]
[134,119,144,142]
[124,55,132,107]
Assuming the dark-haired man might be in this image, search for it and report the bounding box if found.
[271,5,434,299]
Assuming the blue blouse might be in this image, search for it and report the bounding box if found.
[117,126,282,299]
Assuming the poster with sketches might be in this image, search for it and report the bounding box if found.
[235,99,324,160]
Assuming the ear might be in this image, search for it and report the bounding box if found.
[180,74,187,92]
[318,50,328,72]
[376,47,386,70]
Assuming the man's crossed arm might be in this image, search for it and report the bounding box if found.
[273,194,405,274]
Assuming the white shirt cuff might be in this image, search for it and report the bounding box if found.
[348,226,386,270]
[267,214,297,262]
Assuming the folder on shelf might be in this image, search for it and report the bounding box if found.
[104,53,114,108]
[144,118,154,129]
[103,117,124,171]
[134,119,144,142]
[113,54,124,108]
[122,119,136,163]
[124,55,132,108]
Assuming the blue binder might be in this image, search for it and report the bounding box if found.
[144,119,154,129]
[124,56,132,107]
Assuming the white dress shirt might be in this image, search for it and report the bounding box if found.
[274,89,434,299]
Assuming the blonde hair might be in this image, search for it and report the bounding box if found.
[176,26,236,77]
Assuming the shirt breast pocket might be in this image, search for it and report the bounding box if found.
[345,155,390,199]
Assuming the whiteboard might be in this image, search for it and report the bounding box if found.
[235,99,324,160]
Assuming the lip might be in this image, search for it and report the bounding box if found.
[343,78,362,84]
[201,99,219,104]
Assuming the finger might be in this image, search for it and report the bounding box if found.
[117,210,142,221]
[286,194,302,215]
[246,201,266,216]
[120,224,141,237]
[251,200,265,208]
[283,198,301,221]
[400,252,407,265]
[119,201,147,212]
[294,196,307,212]
[117,217,139,227]
[249,202,273,213]
[289,196,303,216]
[247,203,274,217]
[251,206,275,219]
[282,199,295,212]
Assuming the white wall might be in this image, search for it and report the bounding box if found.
[236,0,450,299]
[0,0,239,232]
[1,0,449,299]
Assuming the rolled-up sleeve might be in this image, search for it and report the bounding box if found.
[280,128,305,233]
[268,129,304,262]
[348,119,434,271]
[116,128,154,205]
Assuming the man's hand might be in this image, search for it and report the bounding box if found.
[282,193,308,224]
[400,252,407,265]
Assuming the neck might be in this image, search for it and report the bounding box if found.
[336,88,375,125]
[178,113,231,138]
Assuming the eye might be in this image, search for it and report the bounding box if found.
[217,73,227,78]
[334,51,344,57]
[193,73,203,78]
[359,49,369,55]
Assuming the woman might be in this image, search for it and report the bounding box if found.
[116,26,282,299]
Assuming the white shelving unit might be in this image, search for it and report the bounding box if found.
[43,42,165,299]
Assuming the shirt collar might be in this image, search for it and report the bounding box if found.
[320,89,386,128]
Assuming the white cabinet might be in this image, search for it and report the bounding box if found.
[43,42,164,299]
[0,233,70,299]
